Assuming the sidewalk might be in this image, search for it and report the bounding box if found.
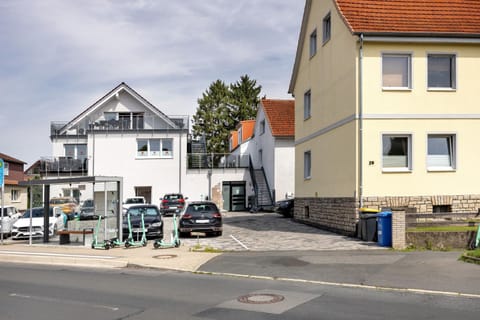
[0,241,220,272]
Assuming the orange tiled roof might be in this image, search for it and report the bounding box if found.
[261,99,295,137]
[335,0,480,35]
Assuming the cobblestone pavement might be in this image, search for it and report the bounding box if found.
[164,211,382,251]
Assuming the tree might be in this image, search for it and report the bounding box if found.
[192,75,262,154]
[229,74,262,123]
[192,80,232,154]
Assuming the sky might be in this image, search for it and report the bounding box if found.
[0,0,305,167]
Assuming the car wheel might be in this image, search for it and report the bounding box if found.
[179,231,189,238]
[217,231,223,237]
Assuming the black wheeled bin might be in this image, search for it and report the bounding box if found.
[358,208,380,241]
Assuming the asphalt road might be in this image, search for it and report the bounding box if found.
[0,263,478,320]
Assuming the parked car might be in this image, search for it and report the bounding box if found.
[178,201,222,237]
[122,205,163,240]
[275,198,294,217]
[0,206,22,236]
[79,199,97,220]
[11,207,65,240]
[160,193,187,216]
[122,196,146,213]
[50,197,79,216]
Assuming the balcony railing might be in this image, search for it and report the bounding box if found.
[187,153,249,169]
[38,157,88,176]
[50,115,189,138]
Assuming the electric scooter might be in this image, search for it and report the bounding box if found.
[153,213,181,249]
[125,212,147,248]
[91,215,111,250]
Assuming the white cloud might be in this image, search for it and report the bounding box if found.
[0,0,304,166]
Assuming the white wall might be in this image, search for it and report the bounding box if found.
[274,139,295,201]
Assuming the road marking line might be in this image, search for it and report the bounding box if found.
[0,251,115,259]
[10,293,119,311]
[194,271,480,299]
[230,235,249,250]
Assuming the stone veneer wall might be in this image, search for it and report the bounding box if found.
[362,194,480,213]
[294,197,357,236]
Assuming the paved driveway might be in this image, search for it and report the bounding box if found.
[165,211,382,251]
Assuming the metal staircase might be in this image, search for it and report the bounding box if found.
[249,157,274,211]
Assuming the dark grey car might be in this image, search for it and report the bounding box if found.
[178,201,222,237]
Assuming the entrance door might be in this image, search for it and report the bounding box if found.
[222,181,246,211]
[135,186,152,204]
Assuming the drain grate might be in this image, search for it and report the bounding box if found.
[153,254,178,260]
[237,293,285,305]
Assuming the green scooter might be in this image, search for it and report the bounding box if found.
[91,216,111,250]
[125,212,147,248]
[153,213,181,249]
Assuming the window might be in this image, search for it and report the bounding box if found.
[322,13,331,43]
[238,128,243,144]
[11,189,19,202]
[119,112,144,130]
[3,162,8,176]
[382,54,411,89]
[427,134,456,170]
[309,29,317,57]
[304,151,311,179]
[382,135,411,171]
[137,139,173,158]
[433,205,451,213]
[260,120,265,135]
[64,144,87,160]
[304,90,311,120]
[428,54,456,89]
[259,149,263,164]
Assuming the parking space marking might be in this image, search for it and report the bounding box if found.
[230,235,249,250]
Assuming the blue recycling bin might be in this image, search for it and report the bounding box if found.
[377,211,392,247]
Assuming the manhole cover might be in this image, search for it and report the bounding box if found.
[153,254,177,259]
[237,293,285,304]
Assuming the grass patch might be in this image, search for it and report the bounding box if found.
[460,249,480,265]
[407,226,477,232]
[190,244,223,253]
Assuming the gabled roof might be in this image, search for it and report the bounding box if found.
[0,153,26,165]
[59,82,178,134]
[336,0,480,35]
[261,99,295,137]
[289,0,480,93]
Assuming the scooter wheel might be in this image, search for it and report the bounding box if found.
[105,244,110,250]
[91,243,95,249]
[125,242,130,248]
[153,242,160,249]
[142,240,147,247]
[175,240,181,248]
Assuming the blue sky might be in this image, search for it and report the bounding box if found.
[0,0,304,166]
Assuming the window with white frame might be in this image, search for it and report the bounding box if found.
[427,134,456,170]
[428,54,456,89]
[238,128,243,144]
[3,162,8,176]
[322,12,331,44]
[310,29,317,57]
[137,139,173,158]
[382,135,411,171]
[304,90,311,120]
[382,54,411,89]
[304,151,311,179]
[11,189,19,202]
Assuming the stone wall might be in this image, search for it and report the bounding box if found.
[406,231,478,250]
[294,197,357,236]
[362,194,480,213]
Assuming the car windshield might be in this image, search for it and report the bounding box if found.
[186,204,217,214]
[126,198,144,204]
[82,200,94,207]
[165,194,182,200]
[127,207,159,217]
[21,208,55,218]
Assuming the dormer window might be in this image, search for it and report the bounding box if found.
[119,112,144,130]
[238,127,243,144]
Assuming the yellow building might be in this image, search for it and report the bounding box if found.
[289,0,480,235]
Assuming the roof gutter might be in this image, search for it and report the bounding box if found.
[355,34,480,44]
